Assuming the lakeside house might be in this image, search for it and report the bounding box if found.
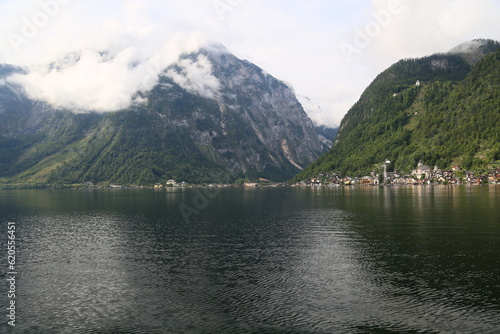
[489,169,500,183]
[360,176,379,185]
[299,163,500,187]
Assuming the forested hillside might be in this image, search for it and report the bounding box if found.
[296,40,500,179]
[0,45,325,187]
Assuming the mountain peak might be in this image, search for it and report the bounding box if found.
[0,42,326,184]
[447,39,500,65]
[199,43,230,55]
[448,39,499,54]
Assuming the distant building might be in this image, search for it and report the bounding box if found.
[412,160,431,179]
[310,178,321,186]
[489,172,500,184]
[360,176,374,185]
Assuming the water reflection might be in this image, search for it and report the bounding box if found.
[316,186,500,333]
[0,187,499,333]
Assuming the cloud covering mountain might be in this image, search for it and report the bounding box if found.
[0,0,499,125]
[5,35,207,112]
[0,46,326,184]
[165,54,222,100]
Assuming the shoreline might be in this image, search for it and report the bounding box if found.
[0,182,499,190]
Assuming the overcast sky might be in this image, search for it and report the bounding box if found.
[0,0,499,126]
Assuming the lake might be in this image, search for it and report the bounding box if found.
[0,186,499,333]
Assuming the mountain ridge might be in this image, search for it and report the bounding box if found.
[295,39,500,180]
[0,45,326,186]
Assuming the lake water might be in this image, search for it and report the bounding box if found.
[0,186,499,333]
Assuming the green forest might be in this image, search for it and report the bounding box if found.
[296,47,500,180]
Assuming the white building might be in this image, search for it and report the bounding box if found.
[412,160,431,179]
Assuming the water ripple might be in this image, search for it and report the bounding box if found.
[0,188,499,333]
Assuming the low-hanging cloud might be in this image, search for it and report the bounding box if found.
[6,35,207,112]
[1,0,499,124]
[164,54,221,100]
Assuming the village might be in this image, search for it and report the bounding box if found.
[74,162,500,190]
[297,161,500,187]
[151,179,287,189]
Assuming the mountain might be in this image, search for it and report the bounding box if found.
[295,39,500,180]
[297,94,338,150]
[0,45,325,186]
[314,125,338,151]
[447,38,500,65]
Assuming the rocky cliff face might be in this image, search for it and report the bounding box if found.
[194,46,323,172]
[0,45,325,184]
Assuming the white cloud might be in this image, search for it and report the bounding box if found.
[164,54,221,100]
[0,0,499,124]
[9,48,142,111]
[310,84,363,127]
[7,34,204,112]
[366,0,500,62]
[448,39,488,55]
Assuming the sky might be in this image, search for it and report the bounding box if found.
[0,0,499,126]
